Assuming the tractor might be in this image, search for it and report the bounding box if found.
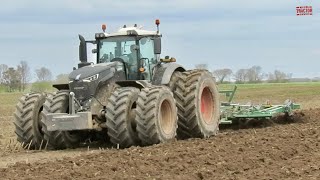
[13,20,220,150]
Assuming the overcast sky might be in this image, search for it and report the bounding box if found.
[0,0,319,79]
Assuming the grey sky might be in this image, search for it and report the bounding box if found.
[0,0,319,79]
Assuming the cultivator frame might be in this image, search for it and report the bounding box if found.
[219,86,301,125]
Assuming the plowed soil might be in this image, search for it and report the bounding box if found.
[1,108,319,180]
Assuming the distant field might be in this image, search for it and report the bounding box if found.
[0,92,23,117]
[0,82,319,117]
[219,82,320,109]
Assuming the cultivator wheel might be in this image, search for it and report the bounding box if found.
[42,90,85,150]
[136,86,178,146]
[14,93,47,149]
[105,87,140,148]
[174,70,220,139]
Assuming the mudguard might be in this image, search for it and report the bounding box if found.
[53,84,69,90]
[115,80,151,89]
[152,63,185,85]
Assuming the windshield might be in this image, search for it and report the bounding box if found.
[98,36,157,80]
[99,36,136,63]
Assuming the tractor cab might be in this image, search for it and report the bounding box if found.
[97,34,160,80]
[78,21,163,81]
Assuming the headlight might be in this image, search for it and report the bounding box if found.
[95,33,106,39]
[83,74,99,82]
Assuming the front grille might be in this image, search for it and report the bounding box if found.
[69,81,95,103]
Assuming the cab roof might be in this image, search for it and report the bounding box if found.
[95,25,161,39]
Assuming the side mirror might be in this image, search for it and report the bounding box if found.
[79,35,87,62]
[154,37,161,54]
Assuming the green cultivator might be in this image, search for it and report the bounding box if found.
[219,86,301,125]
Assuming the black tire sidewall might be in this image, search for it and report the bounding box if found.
[125,88,139,142]
[31,93,46,143]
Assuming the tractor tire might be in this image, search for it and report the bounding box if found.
[168,71,182,91]
[136,86,178,146]
[105,87,140,148]
[14,93,47,149]
[175,70,220,139]
[42,90,84,150]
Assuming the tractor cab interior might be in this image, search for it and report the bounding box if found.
[98,36,158,80]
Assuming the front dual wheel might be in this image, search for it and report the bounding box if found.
[106,86,178,148]
[41,90,85,150]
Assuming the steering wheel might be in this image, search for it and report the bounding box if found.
[110,57,126,64]
[99,53,109,63]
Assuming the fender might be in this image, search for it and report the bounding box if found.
[53,83,69,90]
[152,63,186,85]
[115,80,150,89]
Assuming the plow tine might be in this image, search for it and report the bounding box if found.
[44,140,49,150]
[27,140,33,150]
[39,140,44,151]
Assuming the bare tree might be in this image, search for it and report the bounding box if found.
[35,67,52,82]
[234,69,248,83]
[268,70,291,83]
[246,66,263,83]
[195,64,208,70]
[17,61,31,91]
[0,64,8,84]
[212,68,233,83]
[55,73,69,84]
[3,67,21,91]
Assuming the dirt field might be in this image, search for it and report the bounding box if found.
[0,83,320,179]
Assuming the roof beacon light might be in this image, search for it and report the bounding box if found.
[102,24,107,32]
[155,19,160,33]
[155,19,160,25]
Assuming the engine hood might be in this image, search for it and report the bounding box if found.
[69,62,117,80]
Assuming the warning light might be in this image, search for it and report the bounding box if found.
[155,19,160,33]
[155,19,160,25]
[102,24,107,32]
[139,67,145,72]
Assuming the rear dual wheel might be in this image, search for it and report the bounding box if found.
[136,86,178,146]
[174,70,220,139]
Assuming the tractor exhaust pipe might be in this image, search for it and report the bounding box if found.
[79,34,87,63]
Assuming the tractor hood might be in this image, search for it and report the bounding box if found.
[68,62,125,104]
[69,62,117,81]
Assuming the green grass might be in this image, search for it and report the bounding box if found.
[0,85,8,93]
[218,82,320,109]
[0,93,23,117]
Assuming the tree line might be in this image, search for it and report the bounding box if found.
[195,64,292,84]
[0,61,68,92]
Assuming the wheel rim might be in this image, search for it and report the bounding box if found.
[200,87,214,124]
[160,99,173,135]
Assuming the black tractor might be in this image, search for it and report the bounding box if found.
[14,20,220,150]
